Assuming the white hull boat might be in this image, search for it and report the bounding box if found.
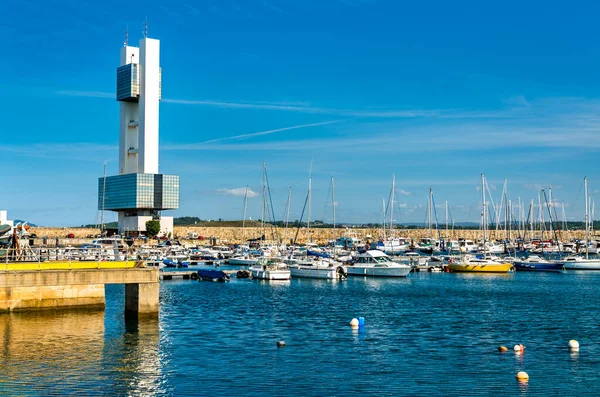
[289,263,347,279]
[250,258,290,280]
[563,256,600,270]
[348,250,411,277]
[250,267,291,280]
[229,256,259,266]
[347,265,411,277]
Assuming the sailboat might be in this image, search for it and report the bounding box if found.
[448,174,514,273]
[229,186,260,266]
[563,177,600,270]
[288,177,347,280]
[513,188,565,272]
[249,162,290,280]
[378,174,410,255]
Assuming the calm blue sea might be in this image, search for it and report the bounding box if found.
[1,272,600,396]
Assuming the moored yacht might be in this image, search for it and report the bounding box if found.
[448,255,514,273]
[562,255,600,270]
[286,254,347,280]
[513,255,564,272]
[250,258,291,280]
[347,250,411,277]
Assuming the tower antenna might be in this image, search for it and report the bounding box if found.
[124,25,128,47]
[143,17,148,38]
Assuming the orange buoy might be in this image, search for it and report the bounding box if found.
[516,371,529,381]
[498,346,508,352]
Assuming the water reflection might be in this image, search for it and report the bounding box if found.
[0,309,105,395]
[517,380,529,392]
[0,309,165,395]
[105,316,165,396]
[569,349,580,362]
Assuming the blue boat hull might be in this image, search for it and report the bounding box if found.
[196,269,230,282]
[514,262,564,272]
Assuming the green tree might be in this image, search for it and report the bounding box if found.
[145,220,161,238]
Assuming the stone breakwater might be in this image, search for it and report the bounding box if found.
[30,226,587,245]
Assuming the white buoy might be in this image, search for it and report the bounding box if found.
[277,341,286,347]
[568,340,579,350]
[349,318,359,327]
[516,371,529,381]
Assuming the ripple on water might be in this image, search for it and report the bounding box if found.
[1,273,600,396]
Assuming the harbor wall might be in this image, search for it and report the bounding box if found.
[29,226,589,246]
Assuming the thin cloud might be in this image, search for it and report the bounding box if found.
[397,189,412,196]
[55,90,511,119]
[56,90,113,98]
[216,188,259,198]
[167,120,344,148]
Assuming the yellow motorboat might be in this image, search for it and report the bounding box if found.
[448,258,514,273]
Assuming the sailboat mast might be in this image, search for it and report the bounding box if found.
[592,200,595,235]
[585,176,589,259]
[428,187,433,236]
[331,177,336,253]
[307,173,312,242]
[482,174,487,255]
[284,187,292,244]
[390,174,395,234]
[508,199,512,241]
[538,193,544,238]
[242,185,248,243]
[101,161,107,233]
[529,199,534,236]
[445,200,449,239]
[261,162,266,240]
[382,199,386,239]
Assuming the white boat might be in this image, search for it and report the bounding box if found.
[229,255,260,266]
[250,258,290,280]
[377,238,410,255]
[562,255,600,270]
[347,250,411,277]
[287,257,347,279]
[564,178,600,270]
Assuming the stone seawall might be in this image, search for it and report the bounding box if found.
[30,226,588,245]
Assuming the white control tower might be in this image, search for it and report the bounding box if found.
[99,30,179,236]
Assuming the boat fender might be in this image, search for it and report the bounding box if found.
[498,346,508,352]
[568,340,579,350]
[277,341,286,347]
[191,273,199,280]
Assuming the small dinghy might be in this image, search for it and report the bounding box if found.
[196,269,230,282]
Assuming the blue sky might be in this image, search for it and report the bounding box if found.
[1,0,598,226]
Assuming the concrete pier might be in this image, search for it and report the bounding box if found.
[0,269,159,315]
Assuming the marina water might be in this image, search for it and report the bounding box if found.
[2,271,600,396]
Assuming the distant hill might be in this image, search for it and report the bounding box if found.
[80,222,117,229]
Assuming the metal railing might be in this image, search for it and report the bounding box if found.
[1,246,139,271]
